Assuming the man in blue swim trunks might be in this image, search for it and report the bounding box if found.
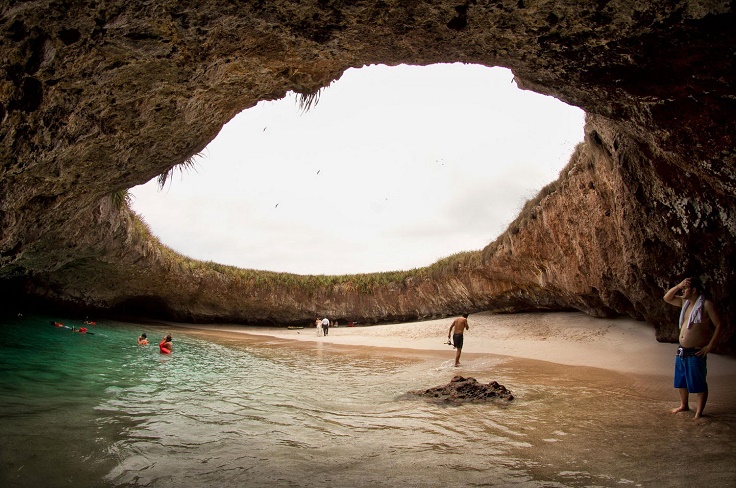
[663,277,723,418]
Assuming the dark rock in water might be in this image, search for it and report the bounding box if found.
[413,375,513,403]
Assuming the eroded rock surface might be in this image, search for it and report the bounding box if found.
[1,2,734,350]
[412,375,514,403]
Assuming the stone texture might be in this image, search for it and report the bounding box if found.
[411,375,514,403]
[1,2,734,350]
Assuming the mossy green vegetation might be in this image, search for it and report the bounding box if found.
[157,153,200,190]
[111,189,133,210]
[125,208,482,296]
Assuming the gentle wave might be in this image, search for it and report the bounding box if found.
[2,315,736,487]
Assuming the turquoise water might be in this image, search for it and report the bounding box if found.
[2,314,736,487]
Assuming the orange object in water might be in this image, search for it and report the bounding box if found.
[159,340,172,354]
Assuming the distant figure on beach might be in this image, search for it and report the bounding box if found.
[322,317,330,336]
[159,334,173,354]
[447,313,470,367]
[316,318,323,336]
[663,277,723,418]
[138,333,148,346]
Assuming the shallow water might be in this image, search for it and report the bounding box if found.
[1,315,735,487]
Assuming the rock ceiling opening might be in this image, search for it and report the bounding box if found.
[1,2,732,337]
[131,63,584,276]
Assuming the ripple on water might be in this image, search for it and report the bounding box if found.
[2,316,736,487]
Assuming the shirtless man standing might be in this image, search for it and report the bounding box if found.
[447,313,469,367]
[663,277,722,418]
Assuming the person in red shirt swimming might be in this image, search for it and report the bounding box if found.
[159,334,173,354]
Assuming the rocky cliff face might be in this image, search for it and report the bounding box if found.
[1,1,734,349]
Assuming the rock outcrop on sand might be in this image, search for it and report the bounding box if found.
[1,2,734,349]
[412,375,514,403]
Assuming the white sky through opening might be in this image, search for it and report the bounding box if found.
[131,64,585,275]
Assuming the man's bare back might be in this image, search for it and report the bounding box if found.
[448,314,469,367]
[450,317,468,335]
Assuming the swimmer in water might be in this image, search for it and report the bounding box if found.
[159,334,173,354]
[68,325,92,334]
[138,333,149,346]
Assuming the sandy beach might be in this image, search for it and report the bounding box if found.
[173,311,736,379]
[168,310,736,428]
[5,312,736,487]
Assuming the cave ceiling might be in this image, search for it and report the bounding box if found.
[1,1,734,348]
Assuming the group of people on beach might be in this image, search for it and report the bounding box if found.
[53,271,723,420]
[309,312,471,367]
[315,317,337,336]
[452,275,723,419]
[445,274,723,419]
[138,332,173,354]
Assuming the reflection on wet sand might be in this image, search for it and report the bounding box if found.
[2,314,735,487]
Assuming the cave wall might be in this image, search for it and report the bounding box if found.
[1,1,734,347]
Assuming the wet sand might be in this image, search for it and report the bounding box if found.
[146,311,736,486]
[170,311,736,412]
[171,312,735,373]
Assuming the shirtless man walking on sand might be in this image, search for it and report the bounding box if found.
[663,277,723,418]
[448,313,469,367]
